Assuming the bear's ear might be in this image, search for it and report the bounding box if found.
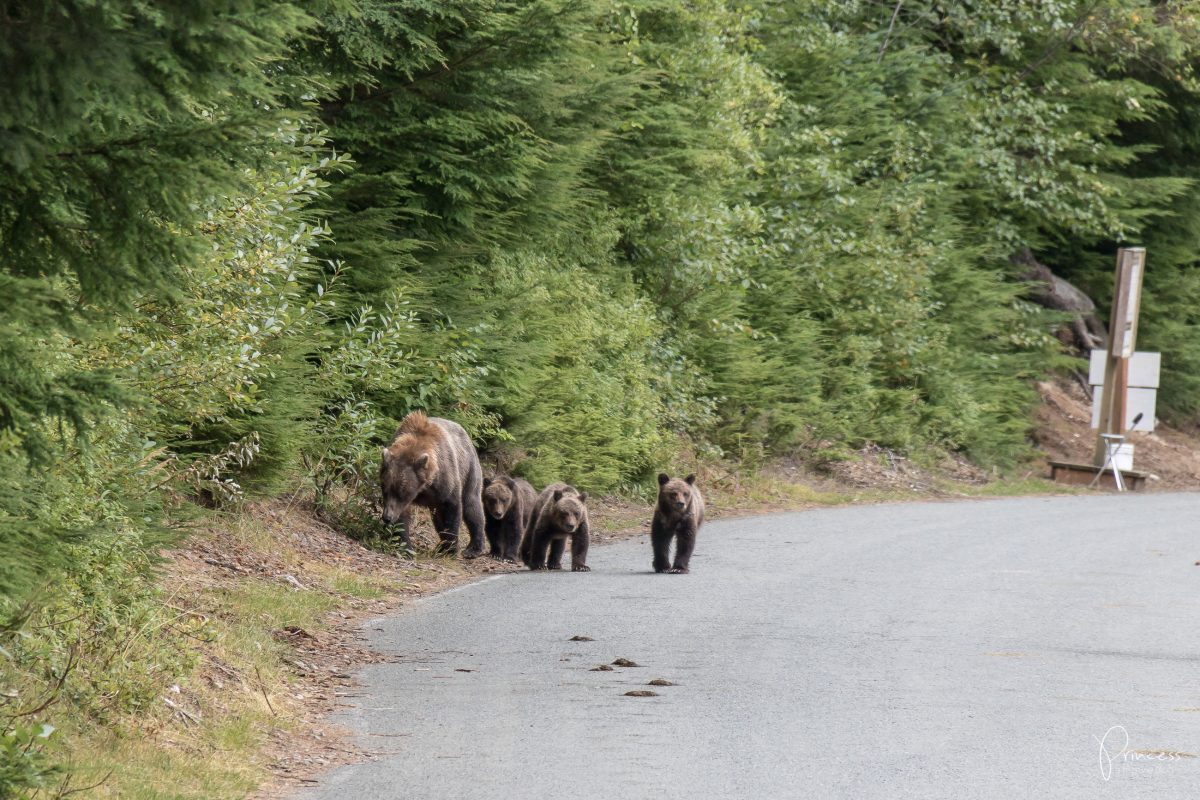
[658,473,670,486]
[504,477,517,489]
[414,453,429,470]
[483,476,493,487]
[381,447,391,463]
[578,492,588,504]
[552,489,563,502]
[685,474,696,485]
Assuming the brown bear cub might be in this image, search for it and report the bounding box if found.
[520,482,591,572]
[482,476,536,563]
[652,473,704,574]
[380,411,486,558]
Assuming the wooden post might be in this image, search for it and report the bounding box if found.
[1093,247,1145,466]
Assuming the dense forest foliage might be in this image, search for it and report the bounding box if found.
[5,1,1200,791]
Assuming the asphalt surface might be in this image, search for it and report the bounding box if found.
[296,493,1200,799]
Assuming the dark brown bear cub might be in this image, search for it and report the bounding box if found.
[652,473,704,574]
[380,411,487,557]
[521,483,591,572]
[482,476,536,563]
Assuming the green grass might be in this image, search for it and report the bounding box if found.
[17,513,378,800]
[328,573,389,599]
[209,715,262,753]
[217,581,339,631]
[58,721,267,799]
[38,583,305,799]
[953,475,1082,497]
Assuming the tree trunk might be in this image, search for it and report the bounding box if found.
[1012,247,1107,352]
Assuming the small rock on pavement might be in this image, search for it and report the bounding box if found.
[624,690,658,697]
[611,658,640,667]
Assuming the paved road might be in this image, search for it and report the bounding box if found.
[296,494,1200,799]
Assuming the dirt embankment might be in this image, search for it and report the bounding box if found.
[1032,379,1200,490]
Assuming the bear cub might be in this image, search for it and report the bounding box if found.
[521,483,591,572]
[482,476,537,563]
[652,473,704,574]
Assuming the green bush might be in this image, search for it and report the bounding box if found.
[474,241,669,491]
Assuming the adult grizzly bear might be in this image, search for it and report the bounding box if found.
[652,473,704,574]
[380,411,486,558]
[520,482,591,572]
[482,476,536,563]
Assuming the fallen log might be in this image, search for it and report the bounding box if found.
[1012,247,1107,352]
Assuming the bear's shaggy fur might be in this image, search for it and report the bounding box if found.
[651,473,704,574]
[380,411,486,557]
[520,482,591,571]
[482,476,537,563]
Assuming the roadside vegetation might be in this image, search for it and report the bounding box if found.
[5,1,1200,796]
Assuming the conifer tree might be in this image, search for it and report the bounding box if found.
[0,0,315,463]
[0,0,315,605]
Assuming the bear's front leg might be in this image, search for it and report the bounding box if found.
[389,510,415,558]
[484,517,503,558]
[500,520,521,563]
[670,523,696,573]
[436,501,462,557]
[650,519,671,573]
[528,528,551,570]
[546,537,566,570]
[570,524,590,572]
[462,490,487,559]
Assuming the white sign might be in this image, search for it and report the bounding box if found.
[1089,350,1160,432]
[1113,253,1142,357]
[1089,387,1157,432]
[1088,350,1160,388]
